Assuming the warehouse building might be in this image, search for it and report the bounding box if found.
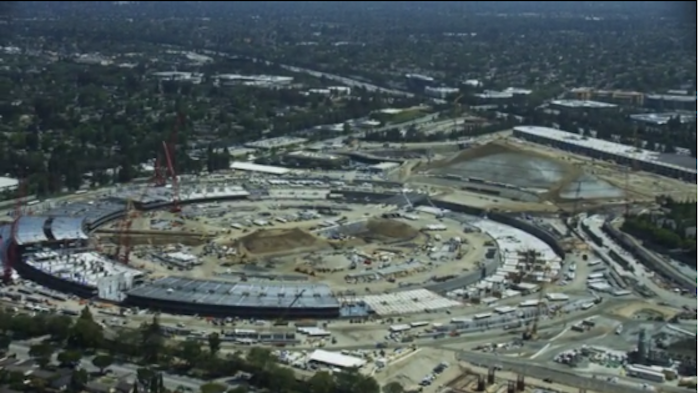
[513,126,696,183]
[630,112,696,127]
[245,137,308,151]
[549,99,618,112]
[405,73,436,92]
[568,88,645,106]
[284,151,350,169]
[0,177,19,193]
[645,94,696,112]
[229,162,291,175]
[367,162,401,174]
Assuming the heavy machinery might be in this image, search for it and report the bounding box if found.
[273,289,307,325]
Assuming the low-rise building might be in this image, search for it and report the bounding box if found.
[0,177,18,193]
[550,99,618,111]
[245,137,308,151]
[285,151,349,169]
[425,86,460,98]
[645,94,697,112]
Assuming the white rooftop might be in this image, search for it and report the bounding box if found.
[551,99,617,108]
[26,251,141,288]
[470,218,561,278]
[0,177,19,189]
[244,137,308,149]
[229,162,291,175]
[309,349,366,368]
[514,126,696,174]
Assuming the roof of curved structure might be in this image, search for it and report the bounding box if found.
[127,277,340,309]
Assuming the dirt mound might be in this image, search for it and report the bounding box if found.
[420,142,518,171]
[365,219,418,239]
[240,228,323,255]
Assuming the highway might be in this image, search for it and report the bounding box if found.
[457,352,689,393]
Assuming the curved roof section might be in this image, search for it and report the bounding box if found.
[50,217,88,241]
[127,277,340,309]
[15,216,50,245]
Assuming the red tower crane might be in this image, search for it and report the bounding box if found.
[113,179,158,265]
[4,179,27,284]
[152,155,167,187]
[163,140,181,213]
[163,112,184,213]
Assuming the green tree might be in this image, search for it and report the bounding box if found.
[268,366,297,392]
[46,315,74,343]
[247,347,274,370]
[28,343,54,360]
[200,382,227,393]
[91,355,114,374]
[29,376,48,393]
[177,339,202,368]
[57,350,83,367]
[382,381,405,393]
[308,371,335,393]
[140,316,165,363]
[67,312,104,351]
[207,332,221,357]
[335,371,381,393]
[68,368,89,393]
[136,368,156,389]
[0,335,11,353]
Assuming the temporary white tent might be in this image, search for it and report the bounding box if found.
[308,349,366,369]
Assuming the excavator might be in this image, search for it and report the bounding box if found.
[273,289,307,326]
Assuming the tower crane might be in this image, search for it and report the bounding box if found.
[162,140,181,213]
[522,264,552,341]
[3,178,27,284]
[274,289,307,326]
[452,93,464,131]
[163,112,184,214]
[113,177,157,265]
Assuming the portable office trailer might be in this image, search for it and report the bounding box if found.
[625,365,665,383]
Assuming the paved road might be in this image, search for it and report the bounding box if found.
[457,352,689,393]
[212,298,640,352]
[577,217,696,308]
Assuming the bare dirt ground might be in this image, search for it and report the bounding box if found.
[610,302,678,319]
[415,141,604,204]
[364,219,419,240]
[414,138,696,212]
[377,348,460,390]
[237,228,327,255]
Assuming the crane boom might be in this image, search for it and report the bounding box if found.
[274,289,307,325]
[4,178,27,283]
[162,140,181,213]
[523,264,551,340]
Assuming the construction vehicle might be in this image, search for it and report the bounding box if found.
[273,289,307,326]
[522,264,552,341]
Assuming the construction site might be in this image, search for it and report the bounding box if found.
[410,138,695,210]
[0,117,696,393]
